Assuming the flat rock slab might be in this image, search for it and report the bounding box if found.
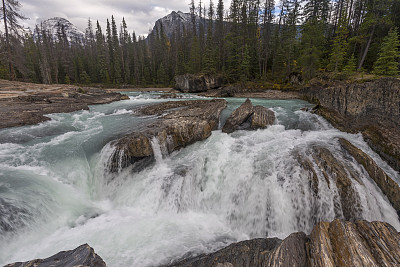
[0,79,128,129]
[4,244,105,267]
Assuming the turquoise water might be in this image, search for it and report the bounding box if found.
[0,92,399,266]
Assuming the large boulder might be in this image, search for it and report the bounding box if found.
[170,220,400,267]
[250,106,276,130]
[222,99,275,133]
[108,99,227,172]
[4,244,105,267]
[175,74,223,93]
[222,99,254,133]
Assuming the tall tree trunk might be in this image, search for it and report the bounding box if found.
[358,24,375,71]
[2,0,15,80]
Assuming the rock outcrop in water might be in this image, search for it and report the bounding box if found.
[222,99,275,133]
[170,219,400,267]
[108,99,227,172]
[339,138,400,215]
[301,78,400,172]
[175,74,223,93]
[0,79,129,129]
[5,244,105,267]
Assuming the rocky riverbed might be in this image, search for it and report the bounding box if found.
[301,78,400,173]
[0,79,129,129]
[6,219,400,267]
[2,78,400,267]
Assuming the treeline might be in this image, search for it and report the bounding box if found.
[1,0,400,86]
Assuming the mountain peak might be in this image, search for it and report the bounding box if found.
[40,17,85,41]
[150,11,204,39]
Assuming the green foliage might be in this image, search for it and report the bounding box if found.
[80,71,91,84]
[328,7,349,73]
[343,54,357,75]
[5,0,400,87]
[373,27,400,76]
[299,20,325,80]
[65,74,71,84]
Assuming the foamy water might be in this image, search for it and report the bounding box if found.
[0,93,399,266]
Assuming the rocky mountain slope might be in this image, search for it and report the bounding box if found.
[39,17,85,41]
[149,11,207,39]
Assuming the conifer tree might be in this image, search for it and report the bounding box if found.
[299,0,329,79]
[203,0,216,73]
[111,16,122,83]
[95,20,109,83]
[343,54,357,75]
[1,0,27,79]
[373,27,400,76]
[328,6,349,73]
[216,0,225,72]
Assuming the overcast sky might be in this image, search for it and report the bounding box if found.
[19,0,232,37]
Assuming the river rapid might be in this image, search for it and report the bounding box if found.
[0,92,399,266]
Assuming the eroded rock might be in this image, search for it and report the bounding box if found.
[222,99,275,133]
[250,106,275,130]
[4,244,105,267]
[108,99,227,172]
[175,74,223,93]
[170,220,400,267]
[301,78,400,172]
[222,99,254,133]
[0,85,129,129]
[339,138,400,214]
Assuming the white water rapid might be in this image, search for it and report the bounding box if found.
[0,93,399,266]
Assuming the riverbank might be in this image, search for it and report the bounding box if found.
[300,77,400,173]
[0,79,129,129]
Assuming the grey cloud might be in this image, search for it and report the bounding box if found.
[20,0,231,36]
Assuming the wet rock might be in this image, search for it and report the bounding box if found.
[301,78,400,172]
[310,146,363,221]
[175,74,223,93]
[339,138,400,214]
[0,84,129,129]
[222,99,275,134]
[170,238,282,267]
[309,219,400,267]
[264,232,308,266]
[222,99,254,133]
[250,106,275,130]
[4,244,105,267]
[108,99,227,172]
[170,220,400,267]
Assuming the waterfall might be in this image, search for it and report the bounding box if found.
[0,94,399,267]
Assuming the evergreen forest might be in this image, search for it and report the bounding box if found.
[1,0,400,86]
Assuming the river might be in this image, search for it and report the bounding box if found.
[0,92,399,266]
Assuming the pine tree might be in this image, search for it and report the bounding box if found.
[111,16,122,83]
[328,6,349,73]
[216,0,225,72]
[1,0,27,80]
[95,20,109,83]
[203,0,216,74]
[373,27,400,76]
[299,0,329,80]
[343,54,357,75]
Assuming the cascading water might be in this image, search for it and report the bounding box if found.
[0,92,399,267]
